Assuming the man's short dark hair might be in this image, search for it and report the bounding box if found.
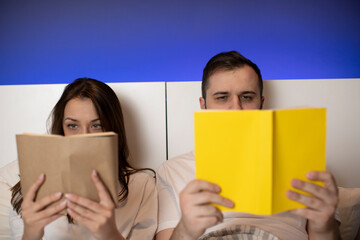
[202,51,263,99]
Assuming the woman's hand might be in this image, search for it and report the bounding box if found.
[65,170,124,240]
[21,173,67,240]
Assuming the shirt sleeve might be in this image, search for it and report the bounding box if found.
[156,164,181,233]
[128,174,158,240]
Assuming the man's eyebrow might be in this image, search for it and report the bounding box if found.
[213,91,257,96]
[241,91,256,95]
[213,91,229,96]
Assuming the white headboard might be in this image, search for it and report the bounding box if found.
[1,79,359,187]
[167,79,360,188]
[0,82,167,171]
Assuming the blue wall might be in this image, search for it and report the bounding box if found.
[1,0,359,85]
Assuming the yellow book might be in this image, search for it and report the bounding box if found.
[194,107,326,215]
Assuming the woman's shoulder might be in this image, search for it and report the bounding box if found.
[128,170,156,187]
[120,170,156,206]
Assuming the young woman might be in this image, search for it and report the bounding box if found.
[10,78,157,239]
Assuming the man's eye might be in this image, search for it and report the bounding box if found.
[241,95,253,101]
[216,96,228,101]
[67,124,77,129]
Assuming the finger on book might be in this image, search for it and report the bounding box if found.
[91,170,114,207]
[67,207,93,224]
[23,173,46,203]
[32,192,63,212]
[65,193,105,214]
[193,191,234,208]
[66,200,102,221]
[184,179,221,194]
[286,190,323,210]
[306,171,338,193]
[38,200,67,221]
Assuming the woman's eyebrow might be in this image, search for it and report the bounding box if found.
[63,117,78,122]
[63,118,100,122]
[90,118,100,122]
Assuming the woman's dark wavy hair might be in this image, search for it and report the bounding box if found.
[11,78,151,215]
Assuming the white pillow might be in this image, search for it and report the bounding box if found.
[0,160,19,239]
[0,160,20,187]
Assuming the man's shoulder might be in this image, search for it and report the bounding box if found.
[158,151,194,170]
[156,151,195,181]
[167,151,195,163]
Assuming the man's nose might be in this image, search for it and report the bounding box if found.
[229,96,243,110]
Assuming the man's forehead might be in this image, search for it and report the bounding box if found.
[206,67,260,94]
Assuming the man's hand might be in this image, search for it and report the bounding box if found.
[171,179,234,240]
[287,171,340,240]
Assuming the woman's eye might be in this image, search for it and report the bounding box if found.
[67,124,77,129]
[92,124,102,129]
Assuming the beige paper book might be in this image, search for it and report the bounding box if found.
[16,132,119,205]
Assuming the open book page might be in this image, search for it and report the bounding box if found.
[16,132,119,208]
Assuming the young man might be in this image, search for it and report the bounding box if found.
[156,51,339,240]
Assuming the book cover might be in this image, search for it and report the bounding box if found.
[16,132,119,206]
[194,108,326,215]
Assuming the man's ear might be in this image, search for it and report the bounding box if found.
[199,97,206,109]
[260,96,265,109]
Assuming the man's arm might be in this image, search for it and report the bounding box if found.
[156,179,234,240]
[287,171,340,240]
